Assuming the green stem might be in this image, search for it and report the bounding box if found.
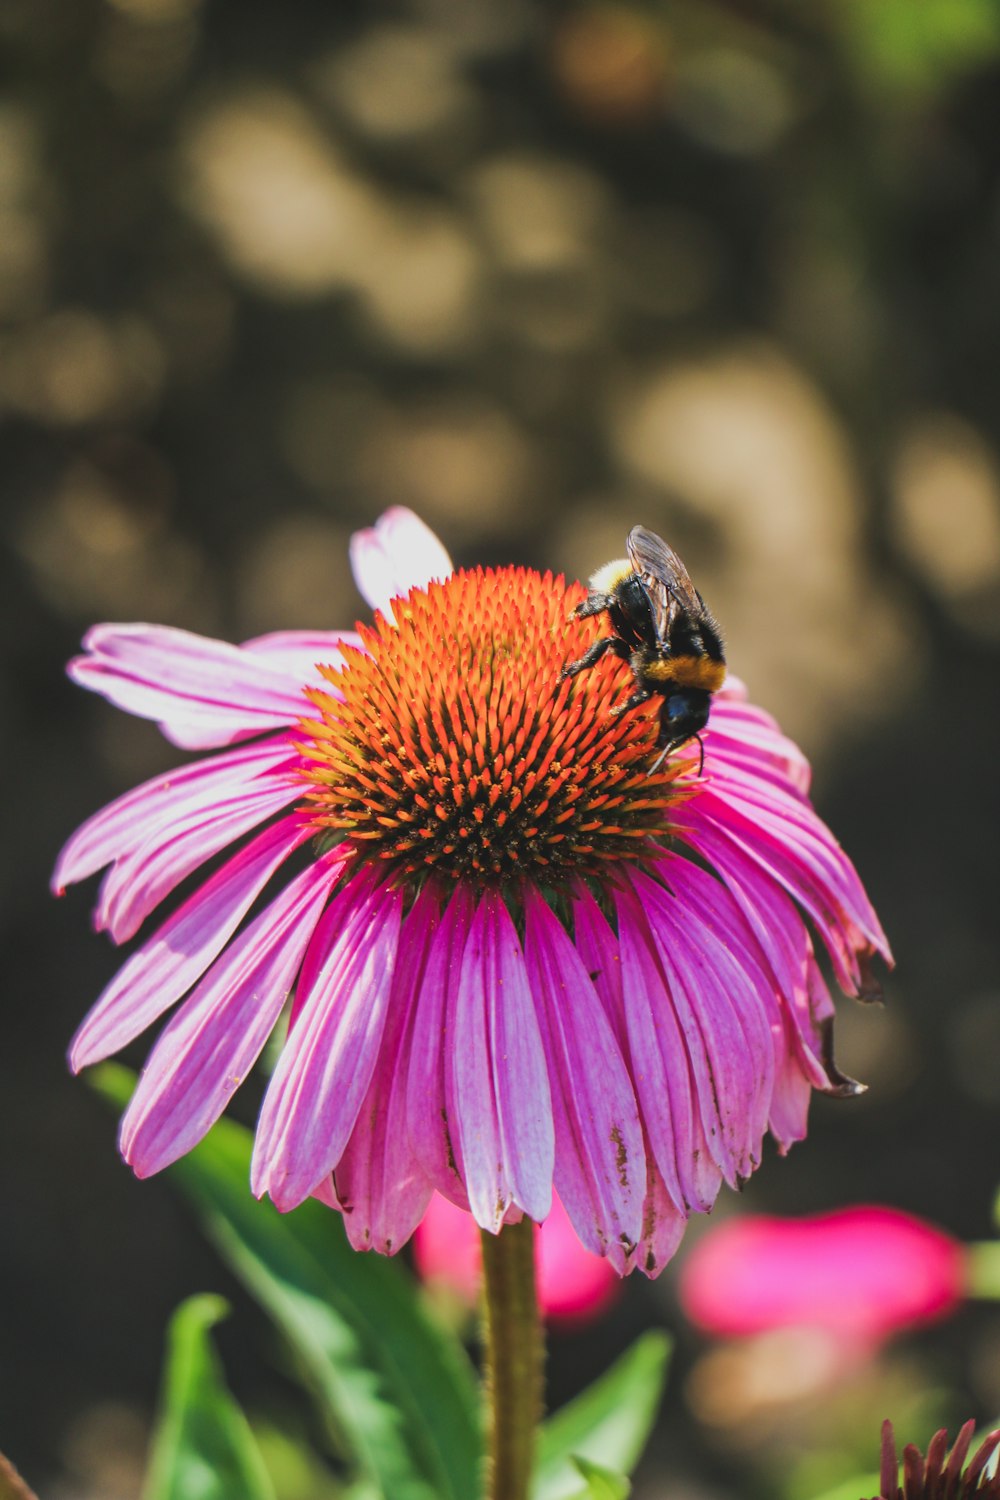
[480,1217,543,1500]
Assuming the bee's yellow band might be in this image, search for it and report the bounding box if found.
[644,656,726,692]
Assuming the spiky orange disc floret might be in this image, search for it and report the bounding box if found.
[297,566,693,885]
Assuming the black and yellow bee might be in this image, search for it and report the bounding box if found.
[561,526,726,772]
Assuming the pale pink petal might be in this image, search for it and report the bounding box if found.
[450,890,553,1231]
[239,630,365,692]
[349,507,452,615]
[614,885,722,1215]
[251,869,403,1211]
[330,886,440,1254]
[69,624,312,749]
[52,737,296,894]
[96,770,302,943]
[405,886,473,1209]
[119,852,339,1175]
[524,888,643,1269]
[69,816,313,1070]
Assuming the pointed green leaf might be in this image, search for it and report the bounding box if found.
[533,1332,669,1500]
[568,1457,630,1500]
[93,1064,481,1500]
[143,1295,275,1500]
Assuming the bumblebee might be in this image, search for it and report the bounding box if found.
[561,526,725,772]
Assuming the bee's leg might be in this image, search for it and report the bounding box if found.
[610,686,652,717]
[561,634,630,678]
[571,592,616,620]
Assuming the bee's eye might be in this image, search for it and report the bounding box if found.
[664,694,690,727]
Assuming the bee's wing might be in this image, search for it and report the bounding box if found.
[626,526,702,644]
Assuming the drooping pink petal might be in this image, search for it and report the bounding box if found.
[68,624,313,749]
[635,1147,687,1280]
[69,816,313,1071]
[119,850,340,1176]
[405,885,473,1209]
[525,888,643,1269]
[614,885,722,1215]
[239,629,365,692]
[53,737,296,894]
[681,825,835,1099]
[569,885,629,1054]
[251,868,403,1211]
[707,692,812,796]
[349,506,452,616]
[450,890,553,1231]
[627,867,773,1186]
[685,783,891,996]
[330,885,439,1254]
[95,768,302,943]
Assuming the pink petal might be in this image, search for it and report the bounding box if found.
[450,890,553,1231]
[95,769,302,943]
[119,851,339,1175]
[239,629,364,691]
[349,507,452,615]
[686,784,891,996]
[707,694,812,795]
[634,1148,688,1280]
[69,623,313,749]
[569,885,629,1054]
[53,737,296,894]
[330,886,440,1254]
[69,816,313,1070]
[614,886,722,1215]
[405,886,474,1208]
[525,888,643,1269]
[627,867,773,1186]
[683,825,833,1095]
[251,869,403,1211]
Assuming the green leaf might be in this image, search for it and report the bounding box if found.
[93,1064,481,1500]
[533,1332,669,1500]
[143,1295,275,1500]
[567,1457,630,1500]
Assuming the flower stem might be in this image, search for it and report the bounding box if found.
[480,1218,543,1500]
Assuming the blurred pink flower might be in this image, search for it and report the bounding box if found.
[56,507,890,1273]
[679,1206,967,1346]
[414,1192,619,1324]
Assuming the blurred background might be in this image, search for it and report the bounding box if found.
[2,0,1000,1494]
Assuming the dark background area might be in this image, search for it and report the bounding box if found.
[2,1,1000,1495]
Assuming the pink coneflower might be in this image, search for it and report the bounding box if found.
[56,507,891,1274]
[870,1420,1000,1499]
[679,1207,966,1349]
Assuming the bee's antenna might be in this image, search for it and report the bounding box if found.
[649,744,670,776]
[695,733,705,777]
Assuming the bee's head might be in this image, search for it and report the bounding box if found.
[659,688,711,750]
